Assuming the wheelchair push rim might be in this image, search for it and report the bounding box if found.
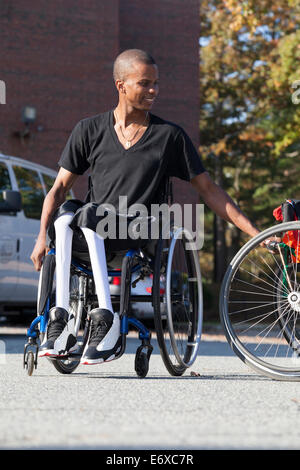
[153,223,203,375]
[165,227,203,368]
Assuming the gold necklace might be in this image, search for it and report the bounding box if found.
[114,110,149,149]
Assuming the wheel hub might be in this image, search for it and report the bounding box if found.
[288,291,300,312]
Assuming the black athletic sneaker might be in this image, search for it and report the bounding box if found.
[81,308,121,365]
[39,307,78,357]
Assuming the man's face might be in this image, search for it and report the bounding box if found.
[120,62,159,111]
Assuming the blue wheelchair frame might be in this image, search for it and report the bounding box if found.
[24,245,155,375]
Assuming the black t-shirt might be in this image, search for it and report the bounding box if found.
[58,110,206,209]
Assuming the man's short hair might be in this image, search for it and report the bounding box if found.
[113,49,156,82]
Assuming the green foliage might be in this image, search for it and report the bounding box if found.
[200,0,300,277]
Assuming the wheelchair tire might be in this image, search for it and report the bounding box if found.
[220,221,300,381]
[153,226,203,376]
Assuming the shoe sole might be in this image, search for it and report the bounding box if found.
[80,353,117,365]
[80,336,122,365]
[38,344,79,359]
[38,351,70,358]
[38,350,57,358]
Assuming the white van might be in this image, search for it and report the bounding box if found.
[0,153,74,317]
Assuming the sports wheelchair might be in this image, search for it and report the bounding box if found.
[24,179,203,378]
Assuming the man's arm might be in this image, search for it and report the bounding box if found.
[30,168,79,271]
[191,171,260,238]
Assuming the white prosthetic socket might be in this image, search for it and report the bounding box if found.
[39,212,78,356]
[54,212,74,311]
[80,227,120,341]
[80,227,113,311]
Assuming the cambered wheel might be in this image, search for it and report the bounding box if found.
[153,226,203,376]
[220,221,300,381]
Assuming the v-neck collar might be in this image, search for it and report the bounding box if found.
[109,110,152,154]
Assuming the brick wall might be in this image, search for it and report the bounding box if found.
[0,0,120,197]
[0,0,200,204]
[119,0,200,208]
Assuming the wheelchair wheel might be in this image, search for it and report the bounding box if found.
[39,265,87,374]
[220,220,300,381]
[153,226,203,376]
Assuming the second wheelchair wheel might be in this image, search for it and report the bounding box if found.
[220,220,300,381]
[153,226,203,376]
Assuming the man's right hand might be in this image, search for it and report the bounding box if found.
[30,236,49,271]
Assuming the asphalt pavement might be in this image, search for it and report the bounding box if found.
[0,324,300,450]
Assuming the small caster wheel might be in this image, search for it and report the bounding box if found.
[24,339,38,376]
[135,350,149,378]
[26,351,35,376]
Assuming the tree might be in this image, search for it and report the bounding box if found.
[199,0,300,283]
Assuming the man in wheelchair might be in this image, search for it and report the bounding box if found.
[30,49,260,366]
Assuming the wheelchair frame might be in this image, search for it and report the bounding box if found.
[24,178,203,377]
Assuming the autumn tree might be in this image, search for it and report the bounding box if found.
[199,0,300,283]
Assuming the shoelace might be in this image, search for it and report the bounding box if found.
[47,319,67,340]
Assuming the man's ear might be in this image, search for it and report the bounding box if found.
[115,79,126,94]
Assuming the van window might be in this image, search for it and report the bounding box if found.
[42,173,55,193]
[13,165,44,219]
[42,172,72,199]
[0,162,12,202]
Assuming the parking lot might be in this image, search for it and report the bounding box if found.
[1,322,300,450]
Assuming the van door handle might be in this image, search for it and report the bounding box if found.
[16,239,20,252]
